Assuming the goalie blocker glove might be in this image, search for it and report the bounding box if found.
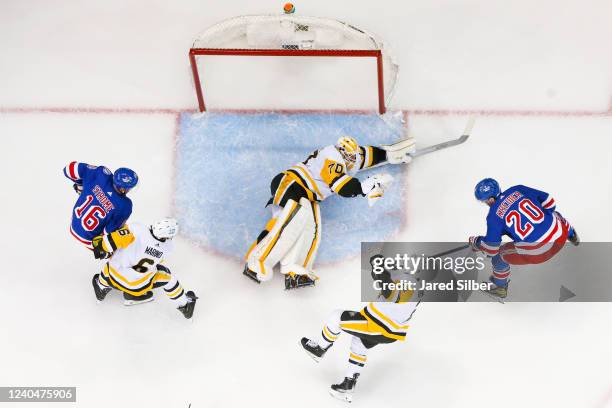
[380,138,416,165]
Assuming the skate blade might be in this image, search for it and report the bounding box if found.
[329,389,352,403]
[123,297,155,306]
[478,289,506,304]
[479,280,510,304]
[243,271,261,284]
[285,283,316,291]
[480,290,506,305]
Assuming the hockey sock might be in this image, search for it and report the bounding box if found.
[97,273,111,289]
[491,254,510,286]
[164,281,187,306]
[319,325,339,348]
[345,337,368,377]
[318,309,343,348]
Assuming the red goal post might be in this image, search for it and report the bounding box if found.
[189,15,399,114]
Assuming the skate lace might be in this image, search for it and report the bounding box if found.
[306,339,319,348]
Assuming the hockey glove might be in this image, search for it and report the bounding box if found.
[468,236,482,252]
[361,173,393,207]
[92,236,112,260]
[73,181,83,195]
[381,137,416,165]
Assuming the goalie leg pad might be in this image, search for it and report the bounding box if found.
[246,199,309,282]
[280,201,321,275]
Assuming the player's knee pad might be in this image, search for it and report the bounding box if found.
[247,198,310,281]
[492,254,510,273]
[280,201,321,275]
[350,336,369,355]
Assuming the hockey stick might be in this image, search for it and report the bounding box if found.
[367,116,475,170]
[411,116,475,158]
[410,243,471,277]
[429,243,471,258]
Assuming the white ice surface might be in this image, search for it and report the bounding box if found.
[1,1,612,407]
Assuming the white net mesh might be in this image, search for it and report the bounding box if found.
[192,14,399,109]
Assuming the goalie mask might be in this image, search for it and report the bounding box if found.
[335,136,359,169]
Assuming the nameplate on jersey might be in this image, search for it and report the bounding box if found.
[144,246,163,258]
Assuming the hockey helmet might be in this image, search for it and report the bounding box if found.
[151,218,179,240]
[113,167,138,194]
[474,178,501,201]
[336,136,359,168]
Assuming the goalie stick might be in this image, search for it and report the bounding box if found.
[371,116,475,169]
[411,116,475,158]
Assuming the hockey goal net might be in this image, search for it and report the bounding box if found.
[189,14,399,114]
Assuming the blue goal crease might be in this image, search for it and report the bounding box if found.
[174,111,406,264]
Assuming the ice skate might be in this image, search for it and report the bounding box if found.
[243,264,261,284]
[177,291,198,319]
[329,374,359,403]
[568,227,580,246]
[92,274,112,301]
[123,291,154,306]
[480,279,509,303]
[285,272,318,290]
[300,337,330,362]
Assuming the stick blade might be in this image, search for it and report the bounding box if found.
[412,116,475,157]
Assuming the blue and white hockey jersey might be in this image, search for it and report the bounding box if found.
[477,185,558,255]
[64,161,133,246]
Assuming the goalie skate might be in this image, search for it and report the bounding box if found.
[285,272,318,290]
[243,264,261,284]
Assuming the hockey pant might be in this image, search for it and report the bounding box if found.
[97,263,188,306]
[70,224,94,250]
[491,212,571,283]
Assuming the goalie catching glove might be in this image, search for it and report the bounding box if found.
[381,137,416,165]
[361,173,394,207]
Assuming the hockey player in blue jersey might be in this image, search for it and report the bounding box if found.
[63,161,138,250]
[469,178,579,299]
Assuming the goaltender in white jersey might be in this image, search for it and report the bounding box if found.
[243,135,416,290]
[91,218,198,319]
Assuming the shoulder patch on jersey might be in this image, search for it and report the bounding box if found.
[102,166,111,175]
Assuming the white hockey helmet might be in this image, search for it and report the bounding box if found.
[335,136,359,168]
[151,218,179,240]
